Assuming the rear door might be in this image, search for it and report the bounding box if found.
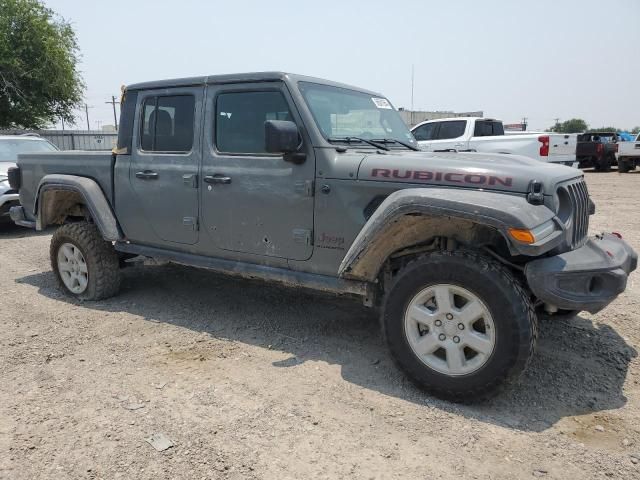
[198,82,315,261]
[129,88,203,245]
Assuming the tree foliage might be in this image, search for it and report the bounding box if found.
[0,0,84,128]
[548,118,588,134]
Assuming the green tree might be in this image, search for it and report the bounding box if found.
[548,118,588,133]
[0,0,83,129]
[630,126,639,134]
[589,127,620,133]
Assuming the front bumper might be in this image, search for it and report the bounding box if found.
[525,233,637,313]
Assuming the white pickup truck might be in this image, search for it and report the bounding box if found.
[411,117,577,166]
[616,132,640,173]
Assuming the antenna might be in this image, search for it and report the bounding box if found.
[411,64,415,126]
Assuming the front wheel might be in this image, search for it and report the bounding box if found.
[50,222,121,300]
[382,250,537,402]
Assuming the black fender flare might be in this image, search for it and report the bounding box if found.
[35,174,122,241]
[338,187,560,281]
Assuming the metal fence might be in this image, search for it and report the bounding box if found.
[0,129,117,151]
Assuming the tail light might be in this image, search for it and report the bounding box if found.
[596,143,604,154]
[538,135,549,156]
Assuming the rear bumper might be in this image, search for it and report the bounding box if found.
[9,205,35,228]
[525,233,637,313]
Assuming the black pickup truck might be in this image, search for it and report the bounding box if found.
[576,132,619,171]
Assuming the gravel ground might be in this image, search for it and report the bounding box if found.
[1,169,639,480]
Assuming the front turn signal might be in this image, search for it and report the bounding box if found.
[508,228,535,244]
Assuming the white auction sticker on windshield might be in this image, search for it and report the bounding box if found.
[372,97,392,109]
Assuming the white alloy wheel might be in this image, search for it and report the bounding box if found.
[404,284,496,376]
[56,242,89,294]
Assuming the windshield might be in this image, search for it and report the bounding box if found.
[299,82,416,146]
[0,138,58,161]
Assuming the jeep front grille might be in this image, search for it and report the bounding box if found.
[560,178,590,249]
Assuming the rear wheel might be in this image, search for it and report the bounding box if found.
[50,222,121,300]
[600,154,613,172]
[618,157,631,173]
[382,250,537,402]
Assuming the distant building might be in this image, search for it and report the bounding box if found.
[398,109,484,127]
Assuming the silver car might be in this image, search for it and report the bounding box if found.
[0,135,58,222]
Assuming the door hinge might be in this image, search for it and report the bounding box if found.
[294,180,314,197]
[293,228,313,246]
[183,216,199,231]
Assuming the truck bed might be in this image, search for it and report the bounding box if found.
[17,151,114,219]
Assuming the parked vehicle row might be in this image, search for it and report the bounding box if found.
[7,72,637,402]
[616,132,640,173]
[0,135,58,222]
[576,132,619,171]
[411,117,578,166]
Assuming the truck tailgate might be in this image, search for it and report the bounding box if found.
[549,134,576,158]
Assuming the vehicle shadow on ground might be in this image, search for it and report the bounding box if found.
[0,223,50,239]
[18,264,637,433]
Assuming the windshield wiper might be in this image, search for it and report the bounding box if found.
[370,138,420,151]
[327,136,390,151]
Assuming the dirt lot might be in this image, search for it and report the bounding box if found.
[1,170,639,480]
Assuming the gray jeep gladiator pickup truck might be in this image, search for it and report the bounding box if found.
[8,72,637,402]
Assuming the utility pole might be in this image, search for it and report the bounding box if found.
[105,95,120,130]
[83,103,92,131]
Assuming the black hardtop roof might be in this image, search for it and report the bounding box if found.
[126,72,382,96]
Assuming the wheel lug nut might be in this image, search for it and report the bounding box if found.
[438,334,446,341]
[458,323,465,330]
[453,336,460,344]
[435,320,442,327]
[446,313,453,320]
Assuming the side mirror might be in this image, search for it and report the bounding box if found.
[265,120,300,154]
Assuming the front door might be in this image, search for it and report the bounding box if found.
[199,82,315,261]
[129,88,203,245]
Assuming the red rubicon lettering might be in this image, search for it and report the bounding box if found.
[444,173,463,183]
[489,176,513,187]
[413,171,433,180]
[464,174,486,184]
[392,169,412,179]
[371,168,391,178]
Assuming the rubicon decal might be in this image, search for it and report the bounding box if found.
[371,168,513,187]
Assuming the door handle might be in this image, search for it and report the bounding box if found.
[135,170,159,180]
[204,174,232,185]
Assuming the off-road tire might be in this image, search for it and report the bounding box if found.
[600,155,613,172]
[618,157,631,173]
[382,249,537,403]
[50,222,121,300]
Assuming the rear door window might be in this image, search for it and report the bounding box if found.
[412,123,437,141]
[140,95,195,153]
[436,120,466,140]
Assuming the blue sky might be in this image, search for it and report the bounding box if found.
[45,0,640,131]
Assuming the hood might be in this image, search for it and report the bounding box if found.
[0,162,15,178]
[357,151,581,194]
